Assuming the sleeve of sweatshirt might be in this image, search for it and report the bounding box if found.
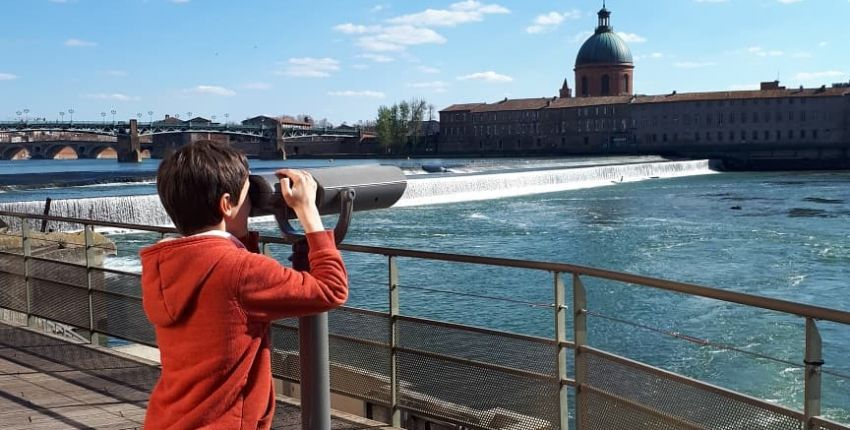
[237,230,348,321]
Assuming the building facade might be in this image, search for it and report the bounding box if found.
[439,5,850,166]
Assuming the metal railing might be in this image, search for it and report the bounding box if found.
[1,210,849,430]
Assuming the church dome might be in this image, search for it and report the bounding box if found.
[575,5,633,67]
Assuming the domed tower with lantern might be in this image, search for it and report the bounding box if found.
[574,2,634,97]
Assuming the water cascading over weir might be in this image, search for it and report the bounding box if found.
[0,159,715,231]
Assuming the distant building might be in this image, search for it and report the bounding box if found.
[439,4,850,167]
[242,115,313,130]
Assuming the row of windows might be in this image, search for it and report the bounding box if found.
[444,96,830,123]
[645,129,825,143]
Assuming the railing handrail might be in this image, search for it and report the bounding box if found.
[3,209,850,326]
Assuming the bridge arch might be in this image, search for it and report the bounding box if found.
[45,145,79,160]
[87,145,118,159]
[1,145,29,160]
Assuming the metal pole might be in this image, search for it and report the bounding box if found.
[84,224,96,342]
[389,256,401,427]
[293,239,330,430]
[299,313,330,430]
[803,317,822,430]
[554,272,569,430]
[573,274,587,429]
[21,218,32,322]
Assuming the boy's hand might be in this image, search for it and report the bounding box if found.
[275,169,324,233]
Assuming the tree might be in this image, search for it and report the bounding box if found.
[375,98,429,154]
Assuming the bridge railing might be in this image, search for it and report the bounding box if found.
[0,210,849,430]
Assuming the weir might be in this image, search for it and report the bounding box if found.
[0,159,716,231]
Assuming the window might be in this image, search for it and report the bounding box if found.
[776,130,781,140]
[813,130,819,139]
[706,131,711,141]
[752,131,758,141]
[624,74,630,93]
[718,131,723,142]
[601,75,610,96]
[764,130,770,141]
[581,76,589,96]
[788,130,794,139]
[800,130,806,138]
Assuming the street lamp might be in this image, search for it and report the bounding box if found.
[68,109,74,124]
[16,111,21,122]
[101,112,106,124]
[59,111,65,123]
[224,113,229,128]
[111,109,117,125]
[23,109,29,123]
[137,112,143,120]
[148,110,154,124]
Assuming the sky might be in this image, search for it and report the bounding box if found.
[1,0,849,125]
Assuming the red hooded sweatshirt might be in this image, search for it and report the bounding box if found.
[140,230,347,429]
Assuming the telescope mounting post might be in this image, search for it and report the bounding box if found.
[277,189,355,430]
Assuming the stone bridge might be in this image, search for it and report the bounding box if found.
[0,120,363,161]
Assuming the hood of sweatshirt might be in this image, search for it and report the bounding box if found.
[140,236,236,327]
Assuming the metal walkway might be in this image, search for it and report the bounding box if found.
[0,323,394,429]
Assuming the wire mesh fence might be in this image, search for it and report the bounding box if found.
[1,211,849,430]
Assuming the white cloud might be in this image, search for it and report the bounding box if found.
[65,38,96,47]
[171,0,190,3]
[0,73,18,81]
[794,71,846,82]
[747,46,784,57]
[386,1,509,27]
[371,4,386,13]
[457,71,513,83]
[635,52,664,60]
[104,70,127,77]
[356,26,446,52]
[279,57,340,78]
[333,23,381,34]
[241,82,272,90]
[818,41,828,47]
[526,10,581,34]
[791,51,813,58]
[82,93,140,101]
[184,85,236,96]
[352,64,370,70]
[674,61,716,68]
[358,53,394,62]
[409,81,449,92]
[328,90,385,98]
[617,32,647,43]
[419,65,440,74]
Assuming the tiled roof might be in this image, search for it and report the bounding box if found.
[442,103,486,112]
[632,87,850,104]
[440,85,850,115]
[473,98,553,112]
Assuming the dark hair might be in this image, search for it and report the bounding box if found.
[157,140,249,235]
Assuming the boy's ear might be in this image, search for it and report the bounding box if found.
[219,193,234,217]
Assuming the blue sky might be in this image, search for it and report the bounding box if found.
[1,0,849,125]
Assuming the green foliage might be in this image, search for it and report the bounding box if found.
[375,98,429,153]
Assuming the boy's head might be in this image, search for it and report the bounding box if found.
[157,140,250,236]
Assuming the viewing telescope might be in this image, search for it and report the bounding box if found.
[247,164,407,241]
[247,164,407,430]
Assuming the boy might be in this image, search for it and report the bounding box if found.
[140,140,348,429]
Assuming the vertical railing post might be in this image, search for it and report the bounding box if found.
[21,218,32,323]
[803,317,823,430]
[84,224,97,343]
[388,255,401,427]
[554,272,569,430]
[573,274,587,430]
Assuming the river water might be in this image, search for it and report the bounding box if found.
[0,157,848,422]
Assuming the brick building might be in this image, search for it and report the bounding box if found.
[439,4,850,165]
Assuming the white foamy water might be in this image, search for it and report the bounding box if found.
[0,159,716,231]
